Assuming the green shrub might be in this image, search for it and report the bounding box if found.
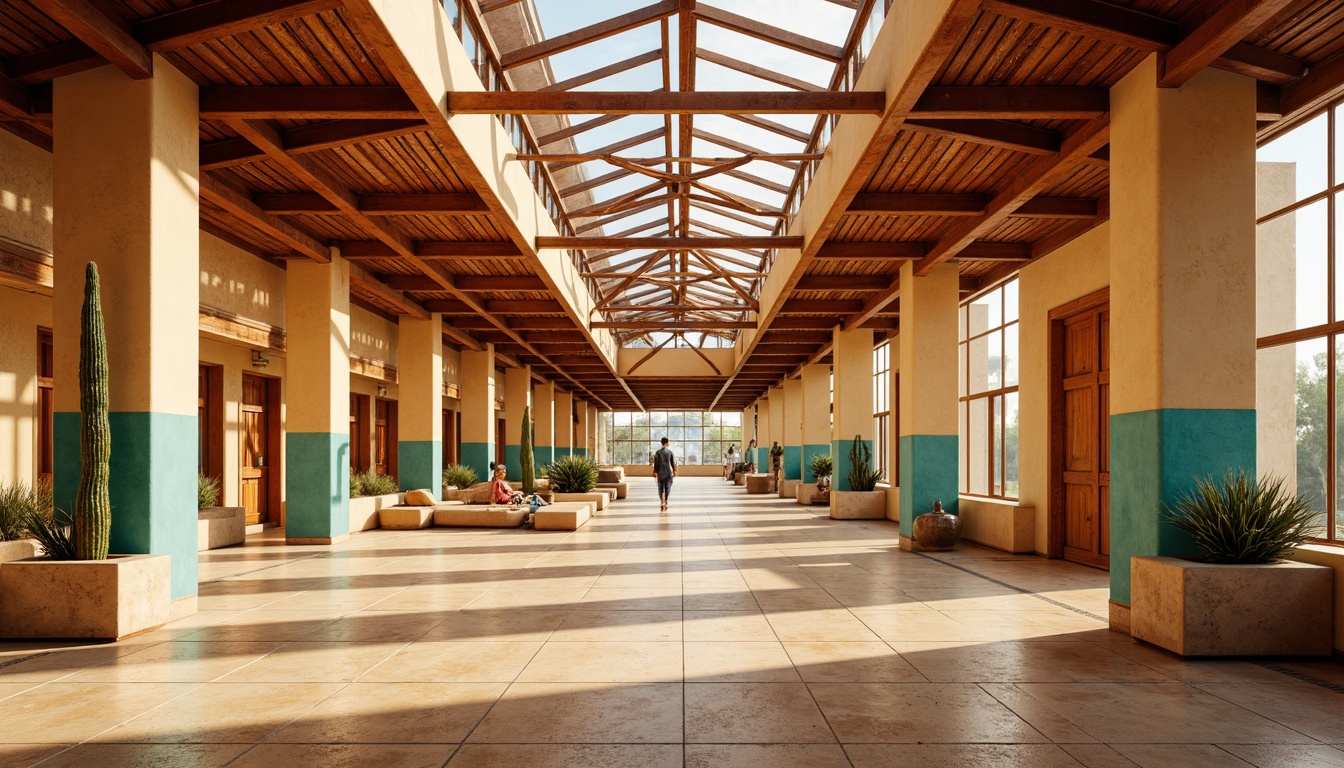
[0,480,51,541]
[198,472,221,509]
[349,470,363,499]
[24,507,77,560]
[846,435,882,492]
[1165,470,1318,564]
[353,471,398,497]
[548,454,599,493]
[810,453,833,480]
[442,464,479,490]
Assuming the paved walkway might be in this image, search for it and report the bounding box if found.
[2,477,1343,767]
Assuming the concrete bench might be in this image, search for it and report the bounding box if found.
[597,467,625,484]
[554,491,608,511]
[745,474,775,494]
[534,502,592,531]
[197,507,245,551]
[597,481,628,499]
[378,506,434,530]
[433,505,528,528]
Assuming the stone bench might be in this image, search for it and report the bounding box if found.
[378,506,434,530]
[433,505,528,528]
[777,478,800,499]
[197,507,245,551]
[745,474,775,494]
[554,491,608,511]
[597,467,624,484]
[534,502,592,531]
[597,481,628,499]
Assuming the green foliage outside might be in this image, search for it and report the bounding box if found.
[442,464,479,490]
[1164,470,1317,563]
[547,455,599,493]
[198,473,221,509]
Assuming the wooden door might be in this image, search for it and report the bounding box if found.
[350,394,368,473]
[496,417,506,468]
[443,409,459,466]
[36,328,53,489]
[241,374,269,525]
[375,398,397,477]
[1052,291,1110,569]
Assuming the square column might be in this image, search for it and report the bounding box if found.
[575,399,591,457]
[284,257,351,545]
[742,405,755,464]
[397,314,442,494]
[898,261,961,543]
[554,390,574,459]
[755,397,771,470]
[832,328,874,491]
[1109,56,1257,615]
[503,366,531,475]
[800,364,831,482]
[767,385,785,473]
[782,379,803,480]
[460,344,496,480]
[533,380,555,471]
[52,57,200,602]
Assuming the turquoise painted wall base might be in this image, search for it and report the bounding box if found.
[898,434,959,536]
[54,411,199,600]
[831,438,874,492]
[461,442,493,482]
[802,444,829,483]
[783,446,802,480]
[398,440,442,494]
[285,431,351,542]
[553,447,572,460]
[533,446,554,473]
[1109,408,1256,605]
[503,445,522,477]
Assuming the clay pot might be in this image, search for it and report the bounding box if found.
[913,501,962,551]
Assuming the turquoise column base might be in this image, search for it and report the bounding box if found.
[533,446,554,473]
[398,440,442,495]
[503,444,522,476]
[553,447,571,460]
[832,439,874,492]
[1110,408,1256,606]
[461,442,493,481]
[574,448,588,458]
[783,446,802,480]
[898,434,959,536]
[285,432,350,541]
[757,447,769,471]
[54,411,199,601]
[801,444,829,483]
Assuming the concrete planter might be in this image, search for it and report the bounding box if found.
[1131,556,1333,657]
[0,539,40,563]
[0,554,171,640]
[745,474,774,494]
[554,491,608,511]
[777,479,800,499]
[197,507,245,551]
[796,482,829,506]
[734,472,746,486]
[349,492,404,533]
[831,490,886,519]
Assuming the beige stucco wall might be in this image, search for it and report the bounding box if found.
[0,286,52,485]
[0,129,54,255]
[351,305,398,370]
[617,347,735,378]
[1016,221,1111,555]
[200,233,286,330]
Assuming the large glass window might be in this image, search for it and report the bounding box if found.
[1257,107,1344,543]
[960,279,1019,500]
[601,411,743,466]
[873,341,891,482]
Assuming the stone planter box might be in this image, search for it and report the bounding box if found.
[198,507,245,551]
[746,474,774,494]
[796,483,829,506]
[733,472,746,486]
[831,490,886,519]
[777,479,800,499]
[554,491,608,511]
[1131,556,1333,657]
[597,482,628,499]
[0,554,171,640]
[350,492,404,533]
[0,539,40,563]
[378,506,434,530]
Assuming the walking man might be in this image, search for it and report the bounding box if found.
[653,436,677,512]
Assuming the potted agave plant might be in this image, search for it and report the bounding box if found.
[830,434,885,519]
[550,454,608,511]
[797,453,832,506]
[0,263,172,640]
[1131,470,1332,657]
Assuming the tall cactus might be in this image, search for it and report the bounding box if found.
[519,404,535,495]
[75,262,111,560]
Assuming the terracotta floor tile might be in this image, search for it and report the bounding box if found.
[684,682,836,744]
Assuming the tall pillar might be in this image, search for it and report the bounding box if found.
[460,344,496,480]
[898,262,960,545]
[832,328,874,491]
[503,366,531,475]
[768,385,785,472]
[397,314,442,494]
[800,364,830,482]
[755,397,772,470]
[742,405,755,465]
[782,379,803,480]
[284,258,351,545]
[53,57,200,602]
[575,399,591,457]
[533,380,555,471]
[554,389,574,459]
[1108,56,1256,619]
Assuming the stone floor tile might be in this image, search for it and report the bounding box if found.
[228,743,456,768]
[1219,744,1344,768]
[23,743,250,768]
[684,682,837,744]
[783,641,926,683]
[685,641,800,682]
[1196,682,1344,743]
[684,744,851,767]
[418,609,570,642]
[683,610,779,642]
[0,682,198,744]
[846,743,1092,767]
[1113,745,1254,767]
[216,641,404,683]
[267,682,506,743]
[808,682,1050,744]
[65,641,285,683]
[359,641,543,683]
[763,609,882,643]
[517,641,683,683]
[468,683,682,743]
[448,744,683,767]
[91,682,344,743]
[576,587,682,611]
[551,609,682,642]
[891,640,1173,683]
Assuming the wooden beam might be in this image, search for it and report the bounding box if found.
[136,0,340,49]
[500,0,678,69]
[1274,49,1344,136]
[253,192,489,215]
[43,0,153,79]
[1013,197,1098,219]
[339,240,525,259]
[780,299,864,314]
[446,91,885,115]
[539,236,801,250]
[848,193,985,216]
[815,242,926,260]
[912,87,1109,119]
[1159,0,1299,88]
[793,276,885,291]
[349,263,429,319]
[958,242,1032,261]
[693,4,844,61]
[590,321,756,329]
[903,118,1061,155]
[542,49,664,92]
[200,176,329,262]
[200,87,419,120]
[456,275,547,291]
[0,72,37,121]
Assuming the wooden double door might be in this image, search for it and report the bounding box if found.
[1051,290,1110,569]
[241,374,276,526]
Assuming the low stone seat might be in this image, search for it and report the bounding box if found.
[378,506,434,530]
[433,505,528,528]
[745,473,775,494]
[554,491,608,511]
[433,500,466,509]
[597,481,628,499]
[597,467,624,484]
[533,502,592,531]
[197,507,245,551]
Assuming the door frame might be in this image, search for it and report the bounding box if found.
[1048,286,1109,561]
